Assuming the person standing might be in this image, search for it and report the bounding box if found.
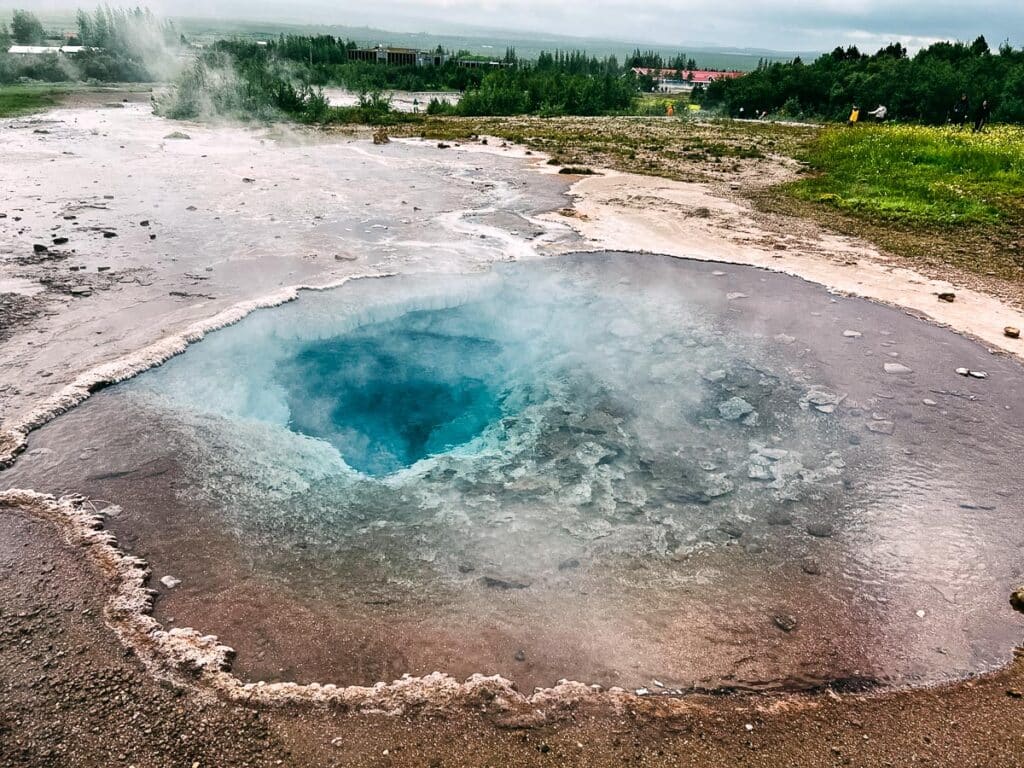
[866,104,887,121]
[848,105,861,125]
[952,93,970,126]
[974,99,991,132]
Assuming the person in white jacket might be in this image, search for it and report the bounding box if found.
[866,105,888,121]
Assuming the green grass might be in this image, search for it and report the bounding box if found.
[0,85,67,117]
[789,125,1024,227]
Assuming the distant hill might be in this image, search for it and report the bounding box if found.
[4,9,814,71]
[172,17,815,71]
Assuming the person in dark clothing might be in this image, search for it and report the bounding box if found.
[952,93,970,126]
[974,99,991,132]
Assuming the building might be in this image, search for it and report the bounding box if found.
[631,67,744,92]
[7,45,97,56]
[347,45,447,67]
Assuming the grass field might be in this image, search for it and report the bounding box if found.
[0,85,67,117]
[790,125,1024,226]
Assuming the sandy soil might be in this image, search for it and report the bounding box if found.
[2,102,1024,766]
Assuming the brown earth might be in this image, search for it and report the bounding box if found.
[3,498,1024,767]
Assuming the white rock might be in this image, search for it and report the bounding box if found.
[956,367,970,376]
[160,575,182,589]
[726,292,748,300]
[843,330,862,338]
[884,363,913,374]
[923,399,937,406]
[969,370,988,379]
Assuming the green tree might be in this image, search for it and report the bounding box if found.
[10,9,45,45]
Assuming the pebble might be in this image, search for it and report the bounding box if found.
[806,522,834,538]
[160,576,181,589]
[718,397,754,421]
[1006,327,1021,339]
[843,330,862,338]
[937,292,956,302]
[773,613,798,633]
[883,363,913,374]
[801,557,822,575]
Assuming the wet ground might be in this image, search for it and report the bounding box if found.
[5,252,1023,694]
[0,102,575,432]
[4,99,1024,768]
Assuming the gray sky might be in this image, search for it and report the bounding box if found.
[9,0,1023,52]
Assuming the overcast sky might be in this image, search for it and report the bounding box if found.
[9,0,1023,52]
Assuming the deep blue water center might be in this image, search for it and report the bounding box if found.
[274,308,505,476]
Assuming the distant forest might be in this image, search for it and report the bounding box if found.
[5,7,1024,125]
[704,37,1024,123]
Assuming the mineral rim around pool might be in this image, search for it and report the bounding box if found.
[5,252,1024,693]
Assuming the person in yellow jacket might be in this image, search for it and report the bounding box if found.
[848,105,860,125]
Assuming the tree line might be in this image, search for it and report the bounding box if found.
[704,37,1024,123]
[1,7,178,84]
[214,35,642,117]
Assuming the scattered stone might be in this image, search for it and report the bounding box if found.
[726,292,748,300]
[102,231,118,238]
[806,522,834,538]
[514,650,526,662]
[801,557,822,575]
[843,330,862,338]
[372,129,390,145]
[703,474,735,499]
[969,370,988,379]
[867,420,895,435]
[139,220,150,227]
[1011,587,1024,614]
[718,520,745,539]
[242,177,255,183]
[481,576,530,590]
[52,236,69,245]
[437,143,451,149]
[1006,327,1021,339]
[164,131,191,140]
[69,286,92,297]
[883,363,913,374]
[160,575,181,589]
[773,613,798,633]
[956,367,970,376]
[33,244,49,254]
[97,266,110,272]
[937,292,956,303]
[718,397,755,421]
[923,398,937,406]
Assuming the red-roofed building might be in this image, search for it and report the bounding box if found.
[631,67,744,91]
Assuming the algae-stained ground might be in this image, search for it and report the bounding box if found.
[399,116,1024,300]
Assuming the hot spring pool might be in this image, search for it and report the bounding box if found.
[7,253,1024,692]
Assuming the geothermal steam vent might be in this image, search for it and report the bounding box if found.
[11,253,1024,692]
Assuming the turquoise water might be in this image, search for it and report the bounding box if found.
[275,311,505,476]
